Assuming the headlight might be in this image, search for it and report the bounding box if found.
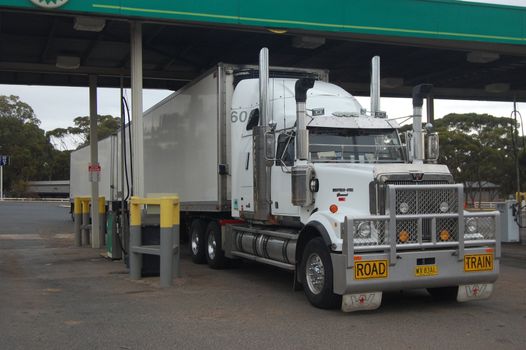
[439,202,449,213]
[357,222,372,238]
[399,202,409,214]
[466,218,477,234]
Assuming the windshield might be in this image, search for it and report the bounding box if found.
[309,127,404,163]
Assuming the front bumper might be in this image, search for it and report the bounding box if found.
[331,247,499,295]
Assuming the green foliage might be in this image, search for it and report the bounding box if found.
[0,95,70,196]
[0,95,40,125]
[49,114,120,148]
[433,113,524,201]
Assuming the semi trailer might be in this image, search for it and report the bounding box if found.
[71,48,500,312]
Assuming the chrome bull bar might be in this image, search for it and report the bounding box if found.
[342,184,501,268]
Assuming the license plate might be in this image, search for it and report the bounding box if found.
[354,260,388,280]
[464,254,494,272]
[415,265,438,277]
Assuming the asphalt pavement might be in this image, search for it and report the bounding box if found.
[0,201,525,350]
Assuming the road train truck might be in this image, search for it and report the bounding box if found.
[73,48,500,312]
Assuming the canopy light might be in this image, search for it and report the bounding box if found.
[292,36,326,49]
[485,83,510,93]
[56,56,80,70]
[74,16,106,32]
[467,51,500,64]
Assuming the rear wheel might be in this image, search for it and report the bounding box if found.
[205,221,227,269]
[427,286,459,301]
[190,219,207,264]
[300,237,341,309]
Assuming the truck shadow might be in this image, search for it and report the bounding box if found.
[180,243,467,314]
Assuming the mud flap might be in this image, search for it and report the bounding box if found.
[342,292,382,312]
[457,283,494,302]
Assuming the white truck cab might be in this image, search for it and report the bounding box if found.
[221,49,500,311]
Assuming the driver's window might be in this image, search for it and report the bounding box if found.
[275,132,294,166]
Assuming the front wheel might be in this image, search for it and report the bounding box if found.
[300,237,341,309]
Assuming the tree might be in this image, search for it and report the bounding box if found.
[49,114,120,149]
[433,113,523,203]
[0,95,70,196]
[0,95,40,125]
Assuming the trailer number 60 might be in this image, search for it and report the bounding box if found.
[231,111,248,123]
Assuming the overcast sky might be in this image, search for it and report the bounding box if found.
[0,84,523,142]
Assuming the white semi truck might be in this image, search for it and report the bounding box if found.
[72,49,500,312]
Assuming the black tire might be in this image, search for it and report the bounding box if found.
[205,221,227,269]
[190,219,207,264]
[300,237,341,309]
[427,286,459,301]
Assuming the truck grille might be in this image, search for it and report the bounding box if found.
[353,181,497,250]
[392,183,459,243]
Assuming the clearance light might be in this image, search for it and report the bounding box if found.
[329,204,338,213]
[398,230,410,243]
[439,230,450,241]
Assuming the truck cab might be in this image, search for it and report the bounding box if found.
[224,57,499,311]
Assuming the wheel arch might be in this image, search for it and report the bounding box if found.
[295,221,331,283]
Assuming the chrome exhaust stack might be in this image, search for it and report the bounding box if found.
[253,48,272,221]
[370,56,381,117]
[411,84,433,164]
[295,78,315,161]
[291,78,315,207]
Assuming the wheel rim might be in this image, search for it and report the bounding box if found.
[306,253,325,295]
[191,230,199,255]
[207,233,216,260]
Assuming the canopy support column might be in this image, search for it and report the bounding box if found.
[89,75,101,249]
[130,21,144,198]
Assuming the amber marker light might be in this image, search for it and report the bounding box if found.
[439,230,450,241]
[329,204,338,213]
[398,230,410,243]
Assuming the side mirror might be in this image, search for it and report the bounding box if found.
[404,131,414,162]
[265,132,276,166]
[426,133,439,161]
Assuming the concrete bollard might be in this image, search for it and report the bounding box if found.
[74,197,82,247]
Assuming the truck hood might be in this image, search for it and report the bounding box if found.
[312,162,451,179]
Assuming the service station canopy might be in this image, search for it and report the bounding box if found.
[0,0,525,101]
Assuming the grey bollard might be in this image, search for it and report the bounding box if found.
[129,224,142,280]
[160,225,175,288]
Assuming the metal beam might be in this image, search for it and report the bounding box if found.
[337,82,526,102]
[0,61,194,81]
